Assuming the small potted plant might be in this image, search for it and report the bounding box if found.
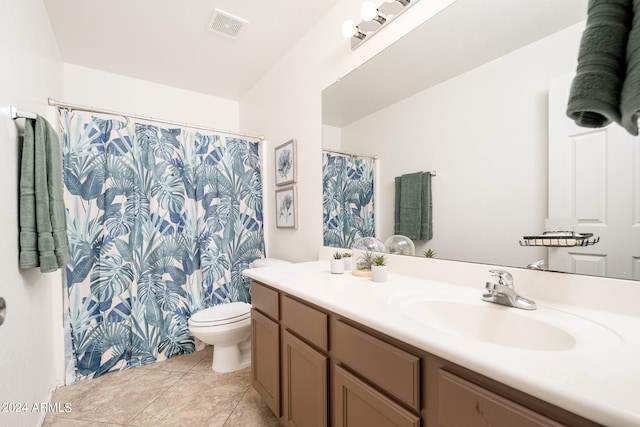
[342,252,353,270]
[331,251,344,274]
[423,249,437,258]
[371,254,388,282]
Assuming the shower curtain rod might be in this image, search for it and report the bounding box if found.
[323,148,436,176]
[323,148,378,160]
[47,98,265,141]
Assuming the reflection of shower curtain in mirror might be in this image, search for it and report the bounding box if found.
[322,152,375,248]
[60,110,264,381]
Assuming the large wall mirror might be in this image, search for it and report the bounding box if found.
[322,0,640,281]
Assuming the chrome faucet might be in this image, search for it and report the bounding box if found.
[482,270,536,310]
[527,259,545,270]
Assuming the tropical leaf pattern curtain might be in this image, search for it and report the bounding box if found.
[61,110,264,381]
[322,152,375,248]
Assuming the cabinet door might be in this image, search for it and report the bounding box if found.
[282,330,328,427]
[334,365,420,427]
[438,370,564,427]
[251,308,280,417]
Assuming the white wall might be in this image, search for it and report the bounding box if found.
[0,1,65,426]
[340,23,584,267]
[322,125,341,151]
[240,0,457,262]
[63,64,240,131]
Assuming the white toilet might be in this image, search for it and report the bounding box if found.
[188,302,252,373]
[188,257,291,373]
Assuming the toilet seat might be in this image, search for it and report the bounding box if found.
[188,302,251,327]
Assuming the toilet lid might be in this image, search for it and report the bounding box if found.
[189,302,251,326]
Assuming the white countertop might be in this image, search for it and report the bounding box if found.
[244,260,640,427]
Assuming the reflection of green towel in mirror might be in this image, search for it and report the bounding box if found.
[621,0,640,134]
[567,0,632,128]
[394,172,432,241]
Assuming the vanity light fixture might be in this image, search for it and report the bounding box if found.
[341,20,367,40]
[387,0,411,6]
[361,1,387,24]
[342,0,419,49]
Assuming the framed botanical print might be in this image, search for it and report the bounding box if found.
[275,139,297,186]
[275,186,297,229]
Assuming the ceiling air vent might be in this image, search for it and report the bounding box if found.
[207,9,248,38]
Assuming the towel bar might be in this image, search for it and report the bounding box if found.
[10,105,37,120]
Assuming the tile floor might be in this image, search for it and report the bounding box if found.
[42,346,280,426]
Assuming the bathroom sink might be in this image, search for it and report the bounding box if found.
[392,295,621,351]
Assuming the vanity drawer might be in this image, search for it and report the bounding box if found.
[251,281,279,320]
[335,320,420,411]
[438,370,564,427]
[281,295,328,351]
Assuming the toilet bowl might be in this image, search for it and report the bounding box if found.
[189,258,292,373]
[188,302,252,373]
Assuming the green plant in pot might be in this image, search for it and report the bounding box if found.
[372,254,387,266]
[342,252,353,270]
[331,251,344,274]
[371,254,388,283]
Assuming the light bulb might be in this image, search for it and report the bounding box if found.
[341,20,357,38]
[360,1,378,21]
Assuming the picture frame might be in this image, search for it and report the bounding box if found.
[275,186,297,229]
[275,139,297,186]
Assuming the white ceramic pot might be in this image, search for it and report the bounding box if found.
[343,257,353,271]
[331,259,345,274]
[371,265,388,282]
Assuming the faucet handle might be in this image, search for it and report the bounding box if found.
[489,269,513,287]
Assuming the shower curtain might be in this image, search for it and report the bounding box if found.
[61,110,264,381]
[322,151,375,248]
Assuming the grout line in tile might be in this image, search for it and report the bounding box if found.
[124,370,189,426]
[222,383,252,427]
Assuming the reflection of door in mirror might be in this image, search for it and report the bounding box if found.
[549,74,640,280]
[322,151,376,249]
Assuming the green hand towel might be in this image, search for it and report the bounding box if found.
[394,172,433,241]
[394,172,423,240]
[621,0,640,134]
[567,0,633,128]
[40,116,71,269]
[19,120,38,268]
[19,115,71,272]
[420,172,433,241]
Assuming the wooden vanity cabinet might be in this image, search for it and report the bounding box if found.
[251,281,329,427]
[250,280,603,427]
[250,282,280,416]
[333,319,421,427]
[281,295,329,427]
